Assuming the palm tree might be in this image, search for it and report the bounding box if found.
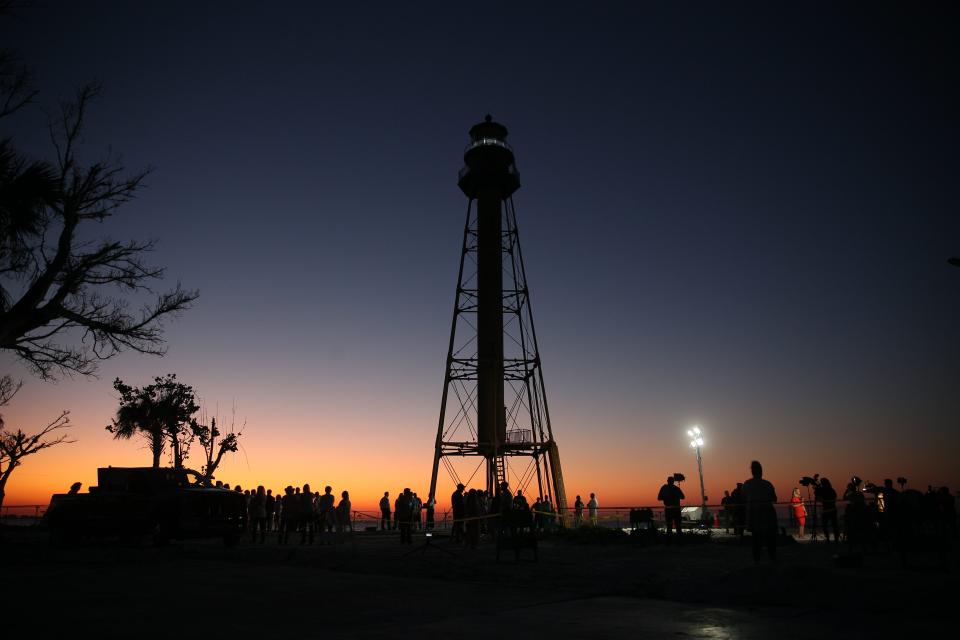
[107,375,198,469]
[108,380,165,468]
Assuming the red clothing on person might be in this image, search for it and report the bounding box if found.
[791,495,806,526]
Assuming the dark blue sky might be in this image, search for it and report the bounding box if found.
[3,2,958,500]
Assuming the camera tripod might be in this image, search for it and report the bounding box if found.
[403,531,458,558]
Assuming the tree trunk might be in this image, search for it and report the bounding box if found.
[151,432,162,468]
[0,470,11,513]
[172,437,181,469]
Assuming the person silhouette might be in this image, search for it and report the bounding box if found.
[336,490,352,535]
[587,493,599,526]
[318,486,335,542]
[299,483,314,544]
[451,483,466,543]
[815,478,839,543]
[742,460,778,562]
[265,489,276,532]
[465,488,481,548]
[574,495,584,527]
[425,492,436,531]
[731,482,745,538]
[398,488,414,544]
[721,490,732,533]
[513,489,529,510]
[279,486,297,545]
[379,491,391,531]
[657,476,685,544]
[250,485,267,543]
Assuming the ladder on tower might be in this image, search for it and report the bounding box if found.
[494,455,507,488]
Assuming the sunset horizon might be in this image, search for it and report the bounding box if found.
[3,4,958,637]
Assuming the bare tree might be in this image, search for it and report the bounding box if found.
[0,5,189,507]
[0,374,20,407]
[0,84,198,378]
[0,390,72,511]
[191,408,244,485]
[0,2,38,120]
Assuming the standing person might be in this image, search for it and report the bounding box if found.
[721,490,733,533]
[318,486,335,542]
[279,486,298,545]
[249,485,268,544]
[742,460,778,562]
[299,484,315,545]
[451,483,466,543]
[397,488,413,544]
[465,489,481,548]
[265,489,276,532]
[425,492,436,531]
[379,491,391,531]
[843,480,867,549]
[791,487,807,539]
[412,493,423,530]
[574,495,584,527]
[336,490,352,535]
[879,478,901,545]
[658,476,685,544]
[815,478,839,543]
[513,490,529,510]
[730,482,745,539]
[587,493,599,526]
[394,492,401,531]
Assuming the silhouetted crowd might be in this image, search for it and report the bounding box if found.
[209,459,957,561]
[710,464,959,561]
[447,482,560,548]
[213,481,351,544]
[380,488,437,543]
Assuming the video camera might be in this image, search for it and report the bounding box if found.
[798,474,820,488]
[672,473,686,483]
[863,482,882,495]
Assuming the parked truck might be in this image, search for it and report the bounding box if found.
[46,467,246,546]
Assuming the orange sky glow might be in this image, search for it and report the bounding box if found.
[4,373,957,515]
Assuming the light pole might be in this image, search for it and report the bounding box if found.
[687,426,707,516]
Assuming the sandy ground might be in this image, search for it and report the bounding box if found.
[2,527,955,638]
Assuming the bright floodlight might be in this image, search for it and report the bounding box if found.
[687,425,708,514]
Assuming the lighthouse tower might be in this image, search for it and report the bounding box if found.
[429,116,567,518]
